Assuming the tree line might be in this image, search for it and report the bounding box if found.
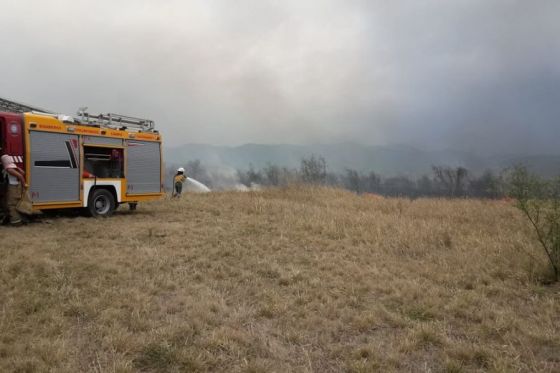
[236,155,506,198]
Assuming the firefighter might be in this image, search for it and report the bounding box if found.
[173,167,187,198]
[0,156,7,224]
[1,153,26,226]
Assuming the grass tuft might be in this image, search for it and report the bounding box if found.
[133,343,177,371]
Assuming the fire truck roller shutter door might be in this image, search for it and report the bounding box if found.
[30,131,80,202]
[126,140,161,194]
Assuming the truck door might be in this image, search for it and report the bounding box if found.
[126,140,161,194]
[29,131,80,203]
[0,113,24,169]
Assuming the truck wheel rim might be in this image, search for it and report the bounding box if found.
[94,196,110,214]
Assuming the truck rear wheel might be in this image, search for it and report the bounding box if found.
[88,189,116,217]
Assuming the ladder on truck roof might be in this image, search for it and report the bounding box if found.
[77,109,156,132]
[0,96,156,133]
[0,96,55,114]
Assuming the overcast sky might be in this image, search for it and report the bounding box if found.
[1,0,559,154]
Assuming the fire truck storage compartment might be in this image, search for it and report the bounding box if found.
[126,140,161,194]
[29,131,80,202]
[83,136,124,178]
[84,146,124,178]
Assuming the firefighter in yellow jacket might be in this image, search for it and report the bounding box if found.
[172,167,187,198]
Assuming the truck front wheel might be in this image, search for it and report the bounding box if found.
[87,189,116,217]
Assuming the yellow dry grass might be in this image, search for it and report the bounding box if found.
[0,186,559,372]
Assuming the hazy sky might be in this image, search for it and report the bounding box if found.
[1,0,559,154]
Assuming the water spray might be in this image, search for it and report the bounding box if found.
[186,177,211,193]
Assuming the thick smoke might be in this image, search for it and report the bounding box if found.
[0,0,559,154]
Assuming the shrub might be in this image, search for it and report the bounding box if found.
[508,166,560,282]
[300,155,327,184]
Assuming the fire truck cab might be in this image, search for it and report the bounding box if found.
[0,110,164,216]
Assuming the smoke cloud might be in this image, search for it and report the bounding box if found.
[1,0,559,154]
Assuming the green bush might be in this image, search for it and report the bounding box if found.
[508,166,560,282]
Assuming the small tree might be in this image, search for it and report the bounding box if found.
[237,164,263,187]
[432,166,469,197]
[344,169,362,193]
[263,163,280,186]
[509,166,560,282]
[469,170,502,198]
[364,172,382,194]
[300,155,327,184]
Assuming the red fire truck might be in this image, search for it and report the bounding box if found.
[0,97,164,217]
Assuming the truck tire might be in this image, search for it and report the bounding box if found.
[87,189,116,217]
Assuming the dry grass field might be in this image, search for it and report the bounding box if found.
[1,186,559,372]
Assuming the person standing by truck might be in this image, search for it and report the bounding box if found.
[1,153,26,225]
[0,157,7,224]
[173,167,187,198]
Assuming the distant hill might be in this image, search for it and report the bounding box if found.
[164,143,560,177]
